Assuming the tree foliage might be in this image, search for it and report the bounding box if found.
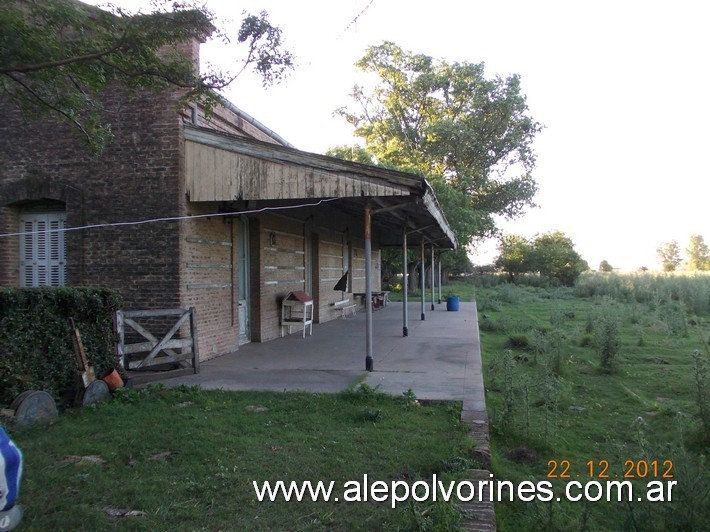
[0,0,294,153]
[324,145,377,165]
[685,234,709,271]
[599,260,613,272]
[495,231,588,286]
[337,41,542,248]
[495,234,533,281]
[656,240,682,272]
[325,144,474,278]
[532,231,588,286]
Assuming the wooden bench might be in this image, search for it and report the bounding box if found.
[332,298,357,318]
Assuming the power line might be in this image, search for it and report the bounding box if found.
[0,197,341,238]
[337,0,375,39]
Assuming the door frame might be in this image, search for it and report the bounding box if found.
[235,216,251,345]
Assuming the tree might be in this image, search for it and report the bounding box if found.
[324,145,377,165]
[325,143,474,280]
[0,0,293,153]
[494,231,587,286]
[656,240,682,272]
[337,42,541,249]
[685,234,710,271]
[496,234,533,282]
[599,260,613,272]
[530,231,588,286]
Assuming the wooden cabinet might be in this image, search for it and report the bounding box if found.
[281,291,313,338]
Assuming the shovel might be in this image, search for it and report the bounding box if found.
[68,318,95,387]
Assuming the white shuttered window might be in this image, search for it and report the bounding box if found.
[19,211,67,287]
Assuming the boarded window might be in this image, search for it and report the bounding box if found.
[19,211,67,287]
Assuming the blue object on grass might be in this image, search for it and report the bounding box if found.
[0,427,22,512]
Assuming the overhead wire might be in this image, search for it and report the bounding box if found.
[337,0,375,39]
[0,197,341,239]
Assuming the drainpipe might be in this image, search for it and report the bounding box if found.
[420,240,426,321]
[431,245,435,311]
[402,225,408,337]
[364,198,374,371]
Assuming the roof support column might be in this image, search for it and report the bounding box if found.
[420,240,426,321]
[402,225,408,337]
[431,245,435,311]
[364,198,374,372]
[438,254,442,304]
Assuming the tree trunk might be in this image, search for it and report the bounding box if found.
[408,262,419,291]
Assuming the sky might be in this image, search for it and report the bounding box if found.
[88,0,709,270]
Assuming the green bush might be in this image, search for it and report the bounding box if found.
[479,316,508,333]
[497,283,523,303]
[0,287,122,407]
[595,313,621,369]
[579,333,594,347]
[477,296,502,312]
[506,334,531,349]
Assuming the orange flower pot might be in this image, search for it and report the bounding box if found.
[102,369,124,391]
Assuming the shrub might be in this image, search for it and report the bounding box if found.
[506,334,531,349]
[659,302,689,337]
[595,313,621,368]
[477,297,502,312]
[497,283,522,303]
[0,287,122,407]
[479,317,498,332]
[339,382,382,405]
[692,350,709,443]
[544,345,564,377]
[549,310,566,328]
[579,334,594,347]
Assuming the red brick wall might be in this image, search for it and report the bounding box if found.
[179,203,239,360]
[317,231,349,320]
[0,207,19,286]
[246,211,381,342]
[254,215,307,341]
[0,62,385,360]
[0,87,184,312]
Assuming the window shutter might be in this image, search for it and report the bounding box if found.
[48,216,66,286]
[20,218,34,286]
[19,212,66,287]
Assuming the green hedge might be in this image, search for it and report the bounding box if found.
[0,287,123,407]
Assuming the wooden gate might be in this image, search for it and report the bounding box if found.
[115,308,200,373]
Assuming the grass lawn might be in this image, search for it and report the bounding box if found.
[472,273,710,530]
[386,278,477,304]
[8,384,472,530]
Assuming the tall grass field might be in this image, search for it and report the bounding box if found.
[473,271,709,530]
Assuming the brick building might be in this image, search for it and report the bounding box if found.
[0,33,456,365]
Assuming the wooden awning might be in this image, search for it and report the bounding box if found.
[183,125,457,249]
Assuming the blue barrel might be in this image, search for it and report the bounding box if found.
[0,427,22,512]
[446,296,460,311]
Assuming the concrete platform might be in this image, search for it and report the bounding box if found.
[162,301,484,405]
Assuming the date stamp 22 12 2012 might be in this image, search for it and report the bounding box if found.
[547,459,674,480]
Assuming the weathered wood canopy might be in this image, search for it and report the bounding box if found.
[184,124,457,249]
